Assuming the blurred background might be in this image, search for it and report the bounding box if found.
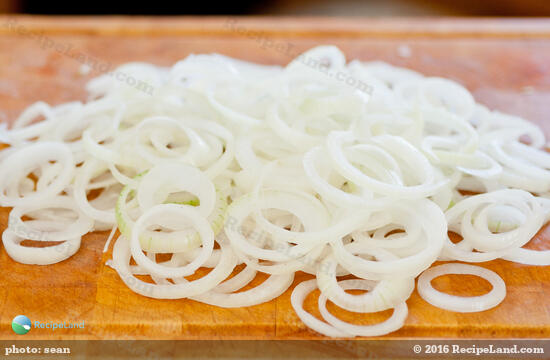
[1,0,550,16]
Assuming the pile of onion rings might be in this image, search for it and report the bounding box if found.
[1,46,549,337]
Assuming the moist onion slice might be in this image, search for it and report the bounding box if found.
[129,204,215,279]
[2,225,81,265]
[318,279,409,337]
[291,279,353,338]
[417,263,506,313]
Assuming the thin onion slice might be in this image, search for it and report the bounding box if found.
[417,263,506,313]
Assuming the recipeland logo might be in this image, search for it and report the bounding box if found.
[11,315,85,335]
[11,315,31,335]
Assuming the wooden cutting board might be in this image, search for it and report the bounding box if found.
[0,16,549,340]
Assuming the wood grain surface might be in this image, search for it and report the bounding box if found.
[0,16,549,340]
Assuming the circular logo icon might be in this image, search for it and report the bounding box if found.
[12,315,31,335]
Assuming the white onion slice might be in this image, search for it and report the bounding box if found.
[112,235,235,299]
[8,196,93,242]
[317,249,414,313]
[130,204,214,278]
[2,225,81,265]
[137,162,216,217]
[193,272,294,308]
[417,263,506,312]
[318,279,408,337]
[0,142,74,207]
[291,279,352,338]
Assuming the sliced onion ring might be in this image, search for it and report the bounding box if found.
[417,263,506,313]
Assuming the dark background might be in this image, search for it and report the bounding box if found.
[1,0,550,16]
